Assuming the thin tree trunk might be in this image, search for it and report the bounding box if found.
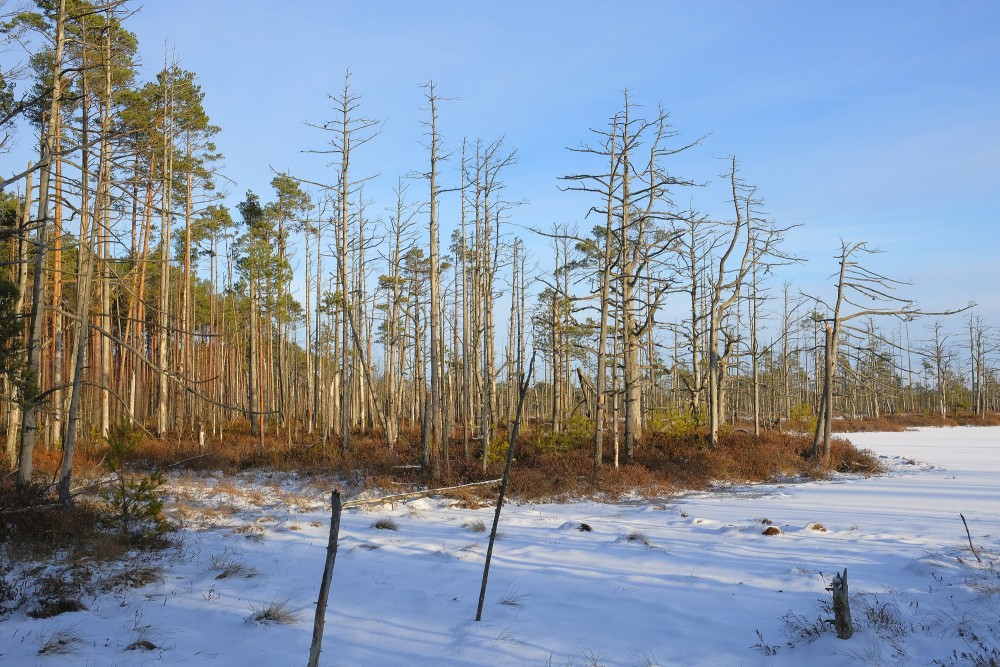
[18,0,65,489]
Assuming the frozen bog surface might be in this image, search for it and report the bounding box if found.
[2,427,998,666]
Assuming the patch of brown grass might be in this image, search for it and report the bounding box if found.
[833,415,908,433]
[832,411,1000,432]
[104,566,163,592]
[7,415,891,531]
[1,463,172,619]
[27,596,88,619]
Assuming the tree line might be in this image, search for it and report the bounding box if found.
[1,1,993,500]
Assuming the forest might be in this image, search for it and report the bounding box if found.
[1,0,997,505]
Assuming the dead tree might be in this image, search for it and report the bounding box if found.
[806,241,973,459]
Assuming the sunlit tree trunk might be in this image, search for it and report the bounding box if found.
[18,0,65,489]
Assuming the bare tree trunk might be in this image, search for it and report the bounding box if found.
[425,83,443,480]
[5,167,31,466]
[62,16,115,502]
[18,0,65,489]
[157,60,174,439]
[460,142,471,459]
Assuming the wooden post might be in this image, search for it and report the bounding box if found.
[308,490,342,667]
[830,568,853,640]
[960,513,983,563]
[476,352,535,622]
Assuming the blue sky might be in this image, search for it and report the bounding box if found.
[5,1,999,332]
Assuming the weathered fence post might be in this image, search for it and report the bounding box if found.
[308,490,342,667]
[960,513,983,563]
[476,352,535,622]
[830,568,853,640]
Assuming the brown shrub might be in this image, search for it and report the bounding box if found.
[4,414,889,518]
[833,416,908,433]
[27,597,88,619]
[828,438,883,476]
[0,462,172,618]
[831,411,1000,432]
[762,526,782,536]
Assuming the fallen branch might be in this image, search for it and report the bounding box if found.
[960,513,983,563]
[163,452,215,469]
[0,477,114,514]
[342,479,502,509]
[0,501,63,516]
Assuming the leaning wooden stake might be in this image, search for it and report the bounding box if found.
[308,490,342,667]
[960,513,983,563]
[830,568,853,640]
[476,352,535,622]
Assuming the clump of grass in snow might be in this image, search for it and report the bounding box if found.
[751,629,779,656]
[762,526,782,536]
[782,610,830,642]
[27,596,88,619]
[38,626,87,655]
[233,523,265,540]
[126,628,162,652]
[494,625,527,645]
[463,519,486,533]
[245,598,298,625]
[856,592,907,637]
[105,565,163,591]
[627,531,651,546]
[373,518,399,531]
[497,590,528,609]
[126,638,157,651]
[809,523,828,532]
[211,556,259,580]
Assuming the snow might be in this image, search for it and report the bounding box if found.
[3,427,998,666]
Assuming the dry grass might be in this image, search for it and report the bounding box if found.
[626,531,651,546]
[463,519,486,533]
[28,414,902,504]
[245,598,298,625]
[5,417,891,552]
[833,411,1000,432]
[37,626,87,655]
[232,523,266,540]
[0,464,176,621]
[497,589,529,609]
[104,566,163,592]
[372,517,400,531]
[28,596,88,619]
[126,637,158,651]
[210,554,259,580]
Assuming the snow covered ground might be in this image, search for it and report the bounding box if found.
[2,427,998,666]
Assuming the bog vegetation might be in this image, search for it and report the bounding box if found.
[0,1,997,570]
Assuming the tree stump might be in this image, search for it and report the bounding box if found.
[831,568,853,639]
